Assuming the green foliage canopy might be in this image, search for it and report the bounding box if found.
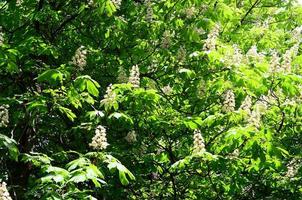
[0,0,302,199]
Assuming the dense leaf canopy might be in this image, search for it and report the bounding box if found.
[0,0,302,199]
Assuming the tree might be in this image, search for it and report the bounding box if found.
[0,0,302,199]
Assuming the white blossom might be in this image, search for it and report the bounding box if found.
[0,29,4,46]
[117,66,128,83]
[246,45,259,61]
[232,44,243,66]
[128,65,140,88]
[145,0,153,22]
[111,0,122,9]
[125,131,137,143]
[177,46,186,63]
[291,26,302,43]
[162,85,172,95]
[0,182,12,200]
[88,0,94,6]
[228,149,240,159]
[285,158,300,178]
[222,90,235,113]
[270,50,281,73]
[89,125,109,150]
[193,129,206,153]
[161,30,171,49]
[100,84,117,106]
[202,24,220,53]
[248,110,262,129]
[16,0,22,6]
[281,43,300,73]
[184,7,196,19]
[0,105,9,127]
[71,46,87,71]
[239,95,252,114]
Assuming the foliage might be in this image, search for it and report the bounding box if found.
[0,0,302,199]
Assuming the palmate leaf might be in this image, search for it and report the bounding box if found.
[0,133,19,161]
[37,69,63,85]
[74,75,100,97]
[105,155,135,185]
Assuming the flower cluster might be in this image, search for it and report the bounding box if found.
[71,46,87,71]
[125,131,137,143]
[248,110,262,129]
[0,105,9,127]
[184,7,196,19]
[232,44,243,66]
[270,50,281,73]
[227,149,240,159]
[285,158,300,178]
[117,66,128,83]
[177,46,186,63]
[246,45,264,62]
[100,84,117,106]
[222,90,235,113]
[16,0,22,6]
[129,65,140,88]
[239,95,252,114]
[161,30,171,49]
[282,44,300,73]
[193,129,206,153]
[145,0,153,22]
[202,24,220,52]
[291,26,302,43]
[112,0,122,9]
[0,29,4,46]
[0,182,12,200]
[88,0,94,6]
[162,85,172,95]
[89,125,109,150]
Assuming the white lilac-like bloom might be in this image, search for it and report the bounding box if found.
[291,26,302,43]
[0,182,12,200]
[128,65,140,88]
[125,130,137,143]
[228,149,240,159]
[248,110,262,129]
[197,80,207,97]
[270,50,281,73]
[100,84,117,105]
[232,44,243,66]
[222,90,235,113]
[0,105,9,127]
[285,158,300,178]
[239,95,252,114]
[202,24,220,53]
[162,85,172,95]
[145,0,153,22]
[185,7,196,19]
[111,0,122,9]
[194,27,206,35]
[177,46,186,63]
[88,0,94,6]
[0,29,4,46]
[282,49,292,73]
[246,45,259,61]
[117,66,128,83]
[89,125,109,150]
[161,30,171,49]
[71,46,87,71]
[282,43,300,73]
[16,0,22,6]
[193,129,206,153]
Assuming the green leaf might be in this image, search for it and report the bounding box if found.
[0,134,19,161]
[37,69,63,85]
